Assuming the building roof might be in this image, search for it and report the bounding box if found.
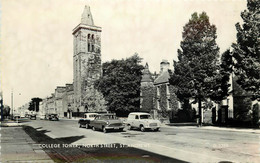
[154,70,170,85]
[81,5,94,25]
[141,63,154,82]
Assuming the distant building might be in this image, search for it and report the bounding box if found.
[54,86,66,117]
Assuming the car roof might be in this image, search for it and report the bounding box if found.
[84,113,98,115]
[97,113,116,116]
[129,112,150,115]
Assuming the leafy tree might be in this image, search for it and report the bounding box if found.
[82,85,107,112]
[232,0,260,100]
[28,97,42,112]
[169,12,220,125]
[233,76,253,121]
[210,49,233,101]
[3,105,11,116]
[95,54,144,116]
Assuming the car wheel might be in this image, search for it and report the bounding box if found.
[119,128,124,132]
[92,126,96,131]
[79,124,82,128]
[86,124,90,129]
[154,128,160,132]
[127,124,132,130]
[103,127,107,133]
[140,126,145,132]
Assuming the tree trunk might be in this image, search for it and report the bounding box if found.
[198,97,202,126]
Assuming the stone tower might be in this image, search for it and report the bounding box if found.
[140,63,155,112]
[72,6,102,114]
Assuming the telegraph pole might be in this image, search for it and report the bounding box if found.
[0,91,3,121]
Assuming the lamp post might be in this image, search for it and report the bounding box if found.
[11,89,13,119]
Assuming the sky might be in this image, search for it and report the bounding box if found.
[1,0,247,109]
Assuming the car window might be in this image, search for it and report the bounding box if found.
[140,115,152,119]
[100,115,117,119]
[135,115,139,119]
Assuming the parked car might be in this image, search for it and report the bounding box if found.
[30,114,37,120]
[78,113,98,128]
[126,112,161,132]
[89,113,124,133]
[48,114,59,121]
[13,114,21,120]
[39,114,46,120]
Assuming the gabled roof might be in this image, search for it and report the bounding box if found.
[141,63,154,82]
[154,71,170,85]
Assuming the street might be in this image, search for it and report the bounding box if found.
[22,118,260,162]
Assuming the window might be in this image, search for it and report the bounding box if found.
[167,99,170,110]
[135,115,139,119]
[92,45,94,52]
[157,86,160,96]
[157,100,161,110]
[88,43,90,52]
[166,84,170,95]
[140,115,152,119]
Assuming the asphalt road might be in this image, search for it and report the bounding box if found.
[24,118,260,162]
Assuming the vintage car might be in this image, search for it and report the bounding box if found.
[89,113,124,133]
[126,112,161,132]
[30,114,37,120]
[48,114,59,121]
[78,113,98,128]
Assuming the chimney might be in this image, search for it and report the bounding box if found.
[160,59,170,74]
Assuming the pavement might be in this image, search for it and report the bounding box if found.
[164,123,260,134]
[0,126,54,162]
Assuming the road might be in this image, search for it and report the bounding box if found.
[24,118,260,162]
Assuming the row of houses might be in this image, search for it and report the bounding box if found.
[39,84,74,118]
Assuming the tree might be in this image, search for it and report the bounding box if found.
[82,85,107,112]
[3,105,11,117]
[232,0,260,100]
[210,49,233,102]
[28,97,42,112]
[169,12,220,125]
[95,54,144,116]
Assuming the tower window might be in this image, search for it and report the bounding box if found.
[88,43,90,52]
[92,45,94,52]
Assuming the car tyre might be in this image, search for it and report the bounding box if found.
[92,126,96,131]
[79,124,82,128]
[154,128,160,132]
[86,124,90,129]
[103,127,107,133]
[127,124,132,130]
[140,126,145,132]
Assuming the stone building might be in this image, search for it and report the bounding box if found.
[62,84,74,118]
[54,86,66,117]
[140,60,179,121]
[72,6,102,116]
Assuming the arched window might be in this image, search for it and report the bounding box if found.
[88,43,90,52]
[91,34,95,52]
[87,34,91,52]
[92,45,94,52]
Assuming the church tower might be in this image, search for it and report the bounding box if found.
[72,6,102,114]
